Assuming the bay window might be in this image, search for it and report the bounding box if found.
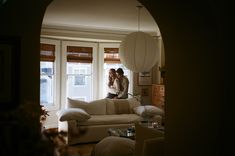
[40,39,132,111]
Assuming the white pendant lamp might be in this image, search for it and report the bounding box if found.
[119,5,160,72]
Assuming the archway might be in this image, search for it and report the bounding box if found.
[0,0,225,155]
[41,2,225,154]
[40,0,166,128]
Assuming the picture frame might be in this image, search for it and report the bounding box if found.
[137,71,152,86]
[0,36,20,110]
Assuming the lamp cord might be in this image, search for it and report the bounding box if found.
[137,5,143,32]
[128,93,141,102]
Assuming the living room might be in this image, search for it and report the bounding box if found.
[40,0,165,130]
[0,0,226,156]
[40,1,165,155]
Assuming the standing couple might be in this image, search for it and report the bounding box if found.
[106,68,129,99]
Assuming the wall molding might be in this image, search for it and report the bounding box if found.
[41,24,161,42]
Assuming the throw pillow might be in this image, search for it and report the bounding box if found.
[67,98,106,115]
[133,105,164,118]
[56,108,91,122]
[88,99,107,115]
[106,98,140,115]
[66,97,88,109]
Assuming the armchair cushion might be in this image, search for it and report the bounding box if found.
[56,108,91,122]
[134,123,164,156]
[143,137,164,156]
[92,136,135,156]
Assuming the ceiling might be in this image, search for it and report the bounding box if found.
[42,0,160,37]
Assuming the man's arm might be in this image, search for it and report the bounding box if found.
[117,77,129,98]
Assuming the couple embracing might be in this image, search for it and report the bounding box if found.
[106,68,129,99]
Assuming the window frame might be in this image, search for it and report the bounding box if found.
[61,41,98,108]
[40,38,61,111]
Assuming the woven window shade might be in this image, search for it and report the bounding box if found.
[104,48,120,63]
[40,43,55,62]
[67,46,93,63]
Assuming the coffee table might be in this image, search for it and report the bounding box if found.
[139,121,165,131]
[108,122,164,140]
[108,127,135,140]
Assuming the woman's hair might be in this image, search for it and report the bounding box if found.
[108,68,116,87]
[109,68,116,74]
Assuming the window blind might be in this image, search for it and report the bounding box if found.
[67,46,93,63]
[104,48,120,63]
[40,43,55,62]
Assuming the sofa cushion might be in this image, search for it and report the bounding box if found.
[67,98,106,115]
[128,98,141,113]
[56,108,91,122]
[106,99,115,115]
[133,105,164,118]
[77,114,143,126]
[143,137,164,156]
[106,98,141,115]
[113,99,130,114]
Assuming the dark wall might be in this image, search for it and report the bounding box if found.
[0,0,53,103]
[0,0,53,155]
[0,0,227,155]
[139,0,227,155]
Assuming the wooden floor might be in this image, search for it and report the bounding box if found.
[44,128,97,156]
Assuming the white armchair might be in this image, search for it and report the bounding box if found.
[92,123,164,156]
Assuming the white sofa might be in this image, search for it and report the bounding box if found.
[57,97,163,145]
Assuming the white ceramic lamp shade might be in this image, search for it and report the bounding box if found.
[119,31,160,72]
